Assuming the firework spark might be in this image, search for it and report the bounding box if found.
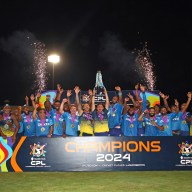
[33,41,48,92]
[27,36,48,92]
[135,43,156,90]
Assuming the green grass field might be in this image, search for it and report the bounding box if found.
[0,171,192,192]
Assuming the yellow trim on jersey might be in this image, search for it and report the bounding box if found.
[94,120,109,133]
[80,121,94,134]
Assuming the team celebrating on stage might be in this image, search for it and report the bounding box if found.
[0,82,191,147]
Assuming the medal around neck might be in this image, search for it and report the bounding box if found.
[0,122,14,136]
[41,127,45,132]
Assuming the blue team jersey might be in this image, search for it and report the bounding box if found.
[141,92,147,112]
[171,111,182,131]
[158,112,177,136]
[46,108,54,118]
[62,112,79,136]
[143,116,163,136]
[122,113,139,136]
[13,116,24,134]
[134,109,143,130]
[108,103,123,129]
[18,121,24,133]
[34,117,53,137]
[52,110,64,136]
[22,113,36,136]
[180,112,190,132]
[137,92,147,129]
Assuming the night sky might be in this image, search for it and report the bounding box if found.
[0,0,191,106]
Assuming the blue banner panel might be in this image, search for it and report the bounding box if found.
[1,136,192,172]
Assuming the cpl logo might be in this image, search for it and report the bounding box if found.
[178,141,192,165]
[95,92,106,102]
[30,157,46,166]
[178,141,192,156]
[30,142,47,166]
[30,142,47,157]
[82,94,90,103]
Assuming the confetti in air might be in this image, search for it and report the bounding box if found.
[27,36,48,92]
[33,42,48,92]
[135,42,156,90]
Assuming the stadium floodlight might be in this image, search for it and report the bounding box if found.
[48,54,60,89]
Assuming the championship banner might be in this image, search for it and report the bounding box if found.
[0,136,192,172]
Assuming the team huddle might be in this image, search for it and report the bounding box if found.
[0,83,192,147]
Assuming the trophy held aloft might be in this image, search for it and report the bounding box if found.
[94,71,106,105]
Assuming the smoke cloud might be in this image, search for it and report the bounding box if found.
[0,31,37,70]
[0,30,48,93]
[99,32,144,85]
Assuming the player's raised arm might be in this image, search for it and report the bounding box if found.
[123,97,130,115]
[159,92,171,112]
[55,83,64,101]
[30,94,36,109]
[32,104,39,120]
[115,86,123,105]
[74,86,83,116]
[181,92,192,113]
[88,89,93,109]
[59,99,68,114]
[67,90,72,106]
[104,88,110,110]
[91,89,96,112]
[135,83,140,102]
[35,92,41,104]
[140,84,147,112]
[25,96,29,106]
